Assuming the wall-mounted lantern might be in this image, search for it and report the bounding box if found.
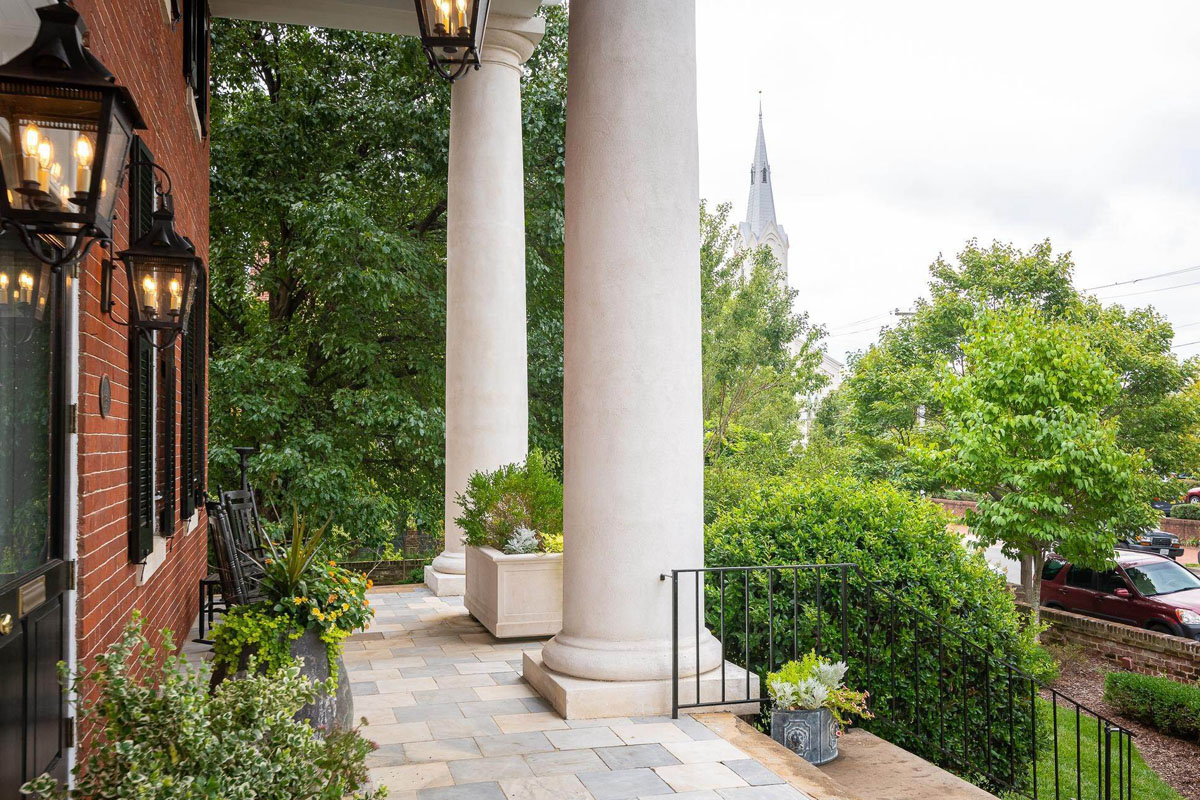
[0,0,145,268]
[413,0,491,82]
[102,188,199,348]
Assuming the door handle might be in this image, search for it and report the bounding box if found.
[0,613,12,636]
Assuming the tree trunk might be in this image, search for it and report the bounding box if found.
[1019,551,1046,634]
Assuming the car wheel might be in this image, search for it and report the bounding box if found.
[1147,622,1175,636]
[1043,602,1065,611]
[1191,496,1200,504]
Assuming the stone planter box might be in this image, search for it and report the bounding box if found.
[465,545,563,639]
[771,707,839,765]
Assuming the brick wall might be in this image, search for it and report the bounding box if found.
[1022,603,1200,683]
[68,0,209,742]
[1159,516,1200,541]
[930,497,977,518]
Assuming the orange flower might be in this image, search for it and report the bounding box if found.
[366,579,374,589]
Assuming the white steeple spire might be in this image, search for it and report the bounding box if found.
[739,94,789,279]
[745,93,778,238]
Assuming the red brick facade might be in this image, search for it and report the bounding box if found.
[69,0,209,732]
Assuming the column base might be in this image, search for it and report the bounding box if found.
[522,651,760,719]
[424,566,466,597]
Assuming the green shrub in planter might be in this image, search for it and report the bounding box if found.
[1104,671,1200,740]
[705,471,1053,793]
[456,448,563,554]
[21,614,381,800]
[1170,503,1200,521]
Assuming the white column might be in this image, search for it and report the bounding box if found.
[426,18,542,597]
[525,0,745,718]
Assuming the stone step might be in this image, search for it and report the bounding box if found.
[818,728,998,800]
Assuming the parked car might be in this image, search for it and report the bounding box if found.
[1187,487,1200,505]
[1116,529,1183,559]
[1040,550,1200,640]
[1151,496,1175,516]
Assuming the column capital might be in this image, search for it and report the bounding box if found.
[479,14,545,70]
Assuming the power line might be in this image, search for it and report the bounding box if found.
[1174,338,1200,349]
[1084,265,1200,292]
[826,311,895,333]
[1101,278,1200,301]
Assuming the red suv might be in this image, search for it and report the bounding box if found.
[1040,550,1200,640]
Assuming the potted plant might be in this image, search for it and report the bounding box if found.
[767,652,872,765]
[456,449,564,638]
[21,615,381,800]
[211,509,374,732]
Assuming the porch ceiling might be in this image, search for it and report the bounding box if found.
[208,0,545,38]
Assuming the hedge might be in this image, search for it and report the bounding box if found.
[704,472,1051,794]
[1170,503,1200,521]
[1104,672,1200,740]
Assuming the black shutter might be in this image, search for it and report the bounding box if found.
[183,0,210,135]
[129,138,156,561]
[160,349,176,534]
[180,315,195,520]
[130,333,155,562]
[129,137,155,240]
[191,271,207,507]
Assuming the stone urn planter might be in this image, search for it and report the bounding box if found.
[465,545,563,638]
[771,707,839,765]
[212,629,353,732]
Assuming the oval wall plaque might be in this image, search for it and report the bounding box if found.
[99,375,111,417]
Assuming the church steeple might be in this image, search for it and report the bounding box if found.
[739,95,789,278]
[745,96,778,238]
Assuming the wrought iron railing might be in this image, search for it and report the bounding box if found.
[668,563,1135,800]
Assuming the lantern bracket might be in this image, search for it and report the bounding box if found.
[0,219,109,271]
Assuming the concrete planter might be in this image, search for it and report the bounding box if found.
[212,628,353,733]
[465,545,563,638]
[771,707,839,765]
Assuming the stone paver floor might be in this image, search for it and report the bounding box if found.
[352,585,810,800]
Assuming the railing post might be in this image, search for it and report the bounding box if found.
[1104,725,1114,800]
[671,570,679,719]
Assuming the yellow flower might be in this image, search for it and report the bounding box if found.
[366,579,373,589]
[293,597,305,605]
[329,560,337,566]
[342,603,349,611]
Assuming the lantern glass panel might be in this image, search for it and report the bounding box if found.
[0,83,103,220]
[94,106,132,227]
[419,0,477,42]
[0,235,51,321]
[129,255,195,331]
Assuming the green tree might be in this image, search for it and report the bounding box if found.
[835,240,1200,488]
[699,203,826,519]
[927,306,1157,620]
[208,11,568,550]
[701,202,826,468]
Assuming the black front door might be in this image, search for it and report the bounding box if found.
[0,242,70,798]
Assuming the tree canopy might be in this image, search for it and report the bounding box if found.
[700,202,827,518]
[207,11,567,551]
[926,306,1157,614]
[829,240,1200,490]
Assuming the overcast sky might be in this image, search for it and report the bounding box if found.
[695,0,1200,362]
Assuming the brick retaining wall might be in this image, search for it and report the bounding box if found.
[1018,602,1200,682]
[341,559,431,585]
[930,498,978,518]
[1159,515,1200,541]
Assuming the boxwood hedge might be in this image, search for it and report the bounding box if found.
[1104,672,1200,740]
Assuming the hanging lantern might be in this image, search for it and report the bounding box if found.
[0,1,145,263]
[116,199,199,343]
[413,0,491,81]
